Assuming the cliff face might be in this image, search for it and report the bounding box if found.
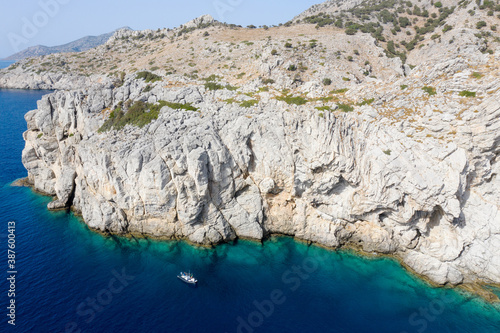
[0,70,113,90]
[21,51,500,286]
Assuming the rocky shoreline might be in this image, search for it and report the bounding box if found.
[14,170,500,301]
[12,170,500,301]
[17,57,500,291]
[2,1,499,299]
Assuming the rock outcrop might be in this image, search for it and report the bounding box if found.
[0,70,113,90]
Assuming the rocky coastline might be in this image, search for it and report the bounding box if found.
[2,1,500,298]
[16,58,500,292]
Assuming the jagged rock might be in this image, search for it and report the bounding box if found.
[183,14,215,29]
[48,167,76,210]
[0,71,113,90]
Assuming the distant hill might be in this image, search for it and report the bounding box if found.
[3,27,132,61]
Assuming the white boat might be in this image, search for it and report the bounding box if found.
[177,271,197,285]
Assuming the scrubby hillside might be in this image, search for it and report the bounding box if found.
[1,1,499,94]
[294,0,500,63]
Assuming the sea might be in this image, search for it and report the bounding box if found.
[1,62,500,333]
[0,61,16,69]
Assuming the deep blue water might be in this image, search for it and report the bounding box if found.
[0,61,16,69]
[1,88,500,333]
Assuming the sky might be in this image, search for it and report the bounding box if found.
[0,0,322,59]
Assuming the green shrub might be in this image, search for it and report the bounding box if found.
[204,74,221,82]
[240,100,259,108]
[288,64,297,71]
[276,95,308,105]
[383,149,392,155]
[205,82,224,90]
[471,72,483,79]
[225,84,238,91]
[476,21,487,29]
[98,100,198,132]
[443,24,453,33]
[331,88,348,94]
[399,17,411,28]
[322,78,332,86]
[345,27,357,35]
[262,78,275,85]
[271,49,278,55]
[319,96,333,103]
[337,103,354,112]
[315,106,332,111]
[143,85,152,93]
[422,86,436,95]
[357,98,374,106]
[400,85,408,90]
[108,101,149,129]
[204,81,237,91]
[434,1,442,8]
[284,42,293,48]
[161,101,198,112]
[136,71,162,83]
[459,90,476,97]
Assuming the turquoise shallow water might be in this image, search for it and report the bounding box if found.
[0,88,500,332]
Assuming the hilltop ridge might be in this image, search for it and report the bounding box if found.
[1,0,499,91]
